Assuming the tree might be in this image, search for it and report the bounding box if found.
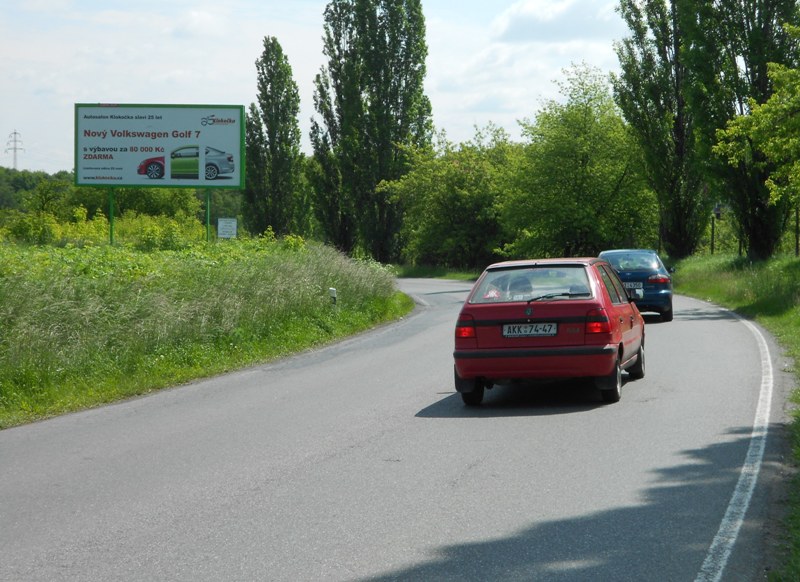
[502,65,657,258]
[680,0,800,260]
[311,0,432,261]
[0,168,53,211]
[24,179,73,218]
[245,36,302,236]
[613,0,710,258]
[245,103,269,235]
[715,26,800,216]
[382,127,513,269]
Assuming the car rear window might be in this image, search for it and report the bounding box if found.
[602,252,661,271]
[470,265,591,304]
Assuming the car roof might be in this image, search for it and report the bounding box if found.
[484,257,603,271]
[599,249,658,255]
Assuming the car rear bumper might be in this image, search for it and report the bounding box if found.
[454,344,618,384]
[635,290,672,313]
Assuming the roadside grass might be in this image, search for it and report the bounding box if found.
[674,254,800,580]
[0,238,414,429]
[392,263,479,280]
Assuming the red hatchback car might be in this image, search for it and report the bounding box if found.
[454,258,645,405]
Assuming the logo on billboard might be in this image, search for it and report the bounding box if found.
[201,114,237,126]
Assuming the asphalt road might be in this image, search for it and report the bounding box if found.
[0,279,794,581]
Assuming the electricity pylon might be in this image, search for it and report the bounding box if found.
[5,130,24,169]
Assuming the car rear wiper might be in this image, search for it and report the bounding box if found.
[528,291,589,302]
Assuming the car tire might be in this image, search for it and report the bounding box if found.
[455,367,484,406]
[661,302,673,322]
[597,356,622,403]
[461,387,484,406]
[146,162,164,179]
[205,164,219,180]
[628,342,645,380]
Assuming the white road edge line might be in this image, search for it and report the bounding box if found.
[695,313,774,582]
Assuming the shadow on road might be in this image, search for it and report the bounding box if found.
[356,422,788,581]
[417,378,631,419]
[670,306,742,323]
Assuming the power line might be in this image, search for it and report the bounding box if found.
[5,130,24,170]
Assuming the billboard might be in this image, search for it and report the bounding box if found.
[75,104,245,188]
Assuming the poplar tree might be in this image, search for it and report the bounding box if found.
[613,0,709,258]
[679,0,800,259]
[311,0,432,261]
[244,36,302,236]
[715,27,800,225]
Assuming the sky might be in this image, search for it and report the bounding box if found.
[0,0,629,174]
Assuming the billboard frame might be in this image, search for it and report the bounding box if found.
[74,103,245,189]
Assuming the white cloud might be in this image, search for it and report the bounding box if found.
[0,0,628,173]
[424,1,625,145]
[493,0,626,42]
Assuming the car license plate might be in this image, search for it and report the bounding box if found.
[624,282,643,289]
[502,323,557,337]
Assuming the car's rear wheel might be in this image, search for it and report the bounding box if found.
[628,342,645,380]
[205,164,219,180]
[146,162,164,179]
[455,368,484,406]
[661,301,674,322]
[461,387,484,406]
[597,356,622,403]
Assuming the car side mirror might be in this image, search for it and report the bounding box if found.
[630,288,644,301]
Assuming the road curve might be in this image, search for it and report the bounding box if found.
[0,279,794,581]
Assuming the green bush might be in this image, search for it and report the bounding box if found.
[5,211,61,245]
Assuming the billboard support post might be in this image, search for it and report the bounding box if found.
[206,189,211,242]
[109,189,115,245]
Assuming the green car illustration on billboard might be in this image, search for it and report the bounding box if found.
[170,145,235,180]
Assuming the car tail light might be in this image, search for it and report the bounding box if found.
[648,274,671,284]
[455,314,476,339]
[586,308,611,334]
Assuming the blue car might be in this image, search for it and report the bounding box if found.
[599,249,674,321]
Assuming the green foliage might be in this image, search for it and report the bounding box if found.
[128,213,205,251]
[3,210,61,245]
[0,208,206,250]
[0,239,411,428]
[200,189,244,234]
[393,263,479,280]
[311,0,432,261]
[382,127,512,269]
[715,27,800,213]
[613,0,711,258]
[70,186,202,220]
[679,0,800,260]
[245,36,304,236]
[676,254,800,315]
[23,179,72,219]
[503,64,657,258]
[0,167,55,210]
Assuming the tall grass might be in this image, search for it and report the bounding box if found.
[676,254,800,356]
[0,237,413,428]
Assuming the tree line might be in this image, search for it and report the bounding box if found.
[4,0,800,266]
